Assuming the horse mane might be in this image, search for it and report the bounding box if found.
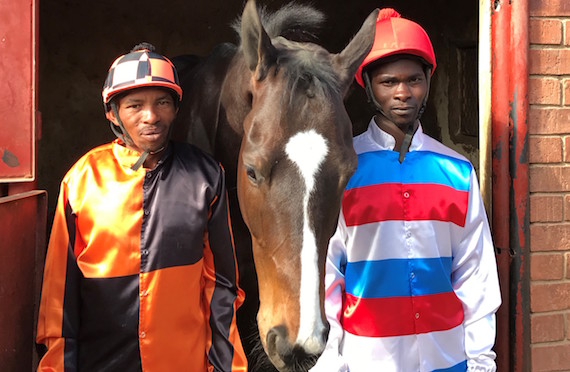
[231,2,326,42]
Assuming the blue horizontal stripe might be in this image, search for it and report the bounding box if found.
[346,150,472,192]
[433,360,467,372]
[345,257,453,298]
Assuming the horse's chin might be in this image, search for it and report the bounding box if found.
[267,348,320,372]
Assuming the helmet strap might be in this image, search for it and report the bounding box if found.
[363,70,410,163]
[363,70,385,116]
[399,125,415,163]
[399,67,431,163]
[110,101,134,146]
[130,140,169,171]
[109,101,150,171]
[130,150,150,171]
[416,66,432,121]
[363,66,432,163]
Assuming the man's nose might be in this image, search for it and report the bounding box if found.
[395,82,412,100]
[142,106,159,123]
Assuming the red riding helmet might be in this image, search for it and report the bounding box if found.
[355,8,436,88]
[102,45,183,109]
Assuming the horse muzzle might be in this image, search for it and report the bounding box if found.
[265,324,329,372]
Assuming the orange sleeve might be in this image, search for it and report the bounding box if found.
[36,180,81,371]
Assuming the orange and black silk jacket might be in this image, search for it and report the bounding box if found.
[36,140,247,371]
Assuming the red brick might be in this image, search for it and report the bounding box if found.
[564,78,570,106]
[530,282,570,312]
[529,77,561,105]
[531,344,570,371]
[566,21,570,46]
[567,253,570,279]
[531,313,565,342]
[567,312,570,338]
[529,107,570,135]
[529,49,570,75]
[564,195,570,221]
[529,136,562,163]
[530,166,570,192]
[530,223,570,251]
[530,253,564,280]
[564,137,570,162]
[531,194,563,222]
[530,0,570,17]
[530,18,563,45]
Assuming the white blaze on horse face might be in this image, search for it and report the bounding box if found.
[284,129,328,354]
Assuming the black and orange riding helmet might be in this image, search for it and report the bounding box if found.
[102,43,183,110]
[102,43,183,171]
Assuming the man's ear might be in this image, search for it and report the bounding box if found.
[105,109,117,124]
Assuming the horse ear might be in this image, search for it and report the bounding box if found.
[241,0,277,80]
[332,8,379,96]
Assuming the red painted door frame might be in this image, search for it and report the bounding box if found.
[0,0,39,186]
[491,0,530,371]
[0,0,44,370]
[0,191,46,371]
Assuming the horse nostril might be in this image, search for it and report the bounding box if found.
[266,326,324,371]
[266,326,289,370]
[266,326,288,356]
[267,328,277,352]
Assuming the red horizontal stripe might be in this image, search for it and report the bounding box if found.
[342,292,464,337]
[342,183,468,227]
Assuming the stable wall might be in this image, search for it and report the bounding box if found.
[528,0,570,370]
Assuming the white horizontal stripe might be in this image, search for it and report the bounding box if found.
[341,324,466,371]
[344,220,454,262]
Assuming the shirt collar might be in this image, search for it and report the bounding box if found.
[367,118,425,152]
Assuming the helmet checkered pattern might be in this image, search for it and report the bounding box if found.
[102,49,182,105]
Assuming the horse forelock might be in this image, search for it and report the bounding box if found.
[275,40,341,99]
[232,2,325,42]
[231,1,340,100]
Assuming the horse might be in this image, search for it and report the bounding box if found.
[171,1,378,370]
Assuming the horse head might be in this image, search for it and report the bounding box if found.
[235,1,378,370]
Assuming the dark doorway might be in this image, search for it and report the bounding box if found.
[37,1,480,220]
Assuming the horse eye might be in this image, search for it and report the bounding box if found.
[246,165,257,182]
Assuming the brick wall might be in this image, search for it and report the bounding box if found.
[528,1,570,370]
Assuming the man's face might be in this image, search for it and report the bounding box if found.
[369,58,428,130]
[106,87,177,153]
